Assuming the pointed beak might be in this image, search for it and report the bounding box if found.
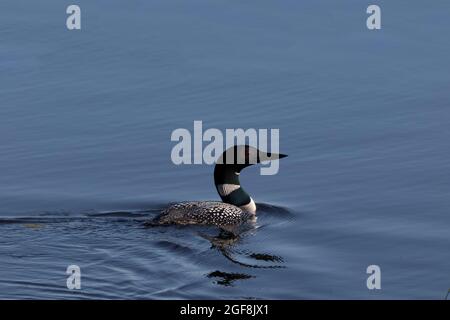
[258,152,288,162]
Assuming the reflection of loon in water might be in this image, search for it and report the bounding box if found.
[201,228,286,270]
[146,145,287,227]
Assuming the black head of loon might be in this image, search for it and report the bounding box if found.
[214,145,287,214]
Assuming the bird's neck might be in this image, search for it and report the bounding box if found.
[214,164,256,213]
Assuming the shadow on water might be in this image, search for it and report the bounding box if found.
[207,270,254,287]
[198,229,286,270]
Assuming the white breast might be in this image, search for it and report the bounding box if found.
[239,198,256,214]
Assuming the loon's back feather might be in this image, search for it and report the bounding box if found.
[149,201,253,226]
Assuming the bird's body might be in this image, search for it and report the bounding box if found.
[147,145,286,227]
[151,201,254,226]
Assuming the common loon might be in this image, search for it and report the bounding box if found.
[147,145,287,227]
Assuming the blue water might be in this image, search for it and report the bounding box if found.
[1,0,449,299]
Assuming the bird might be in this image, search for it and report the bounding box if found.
[145,145,287,227]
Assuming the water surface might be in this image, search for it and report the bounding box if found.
[1,0,449,299]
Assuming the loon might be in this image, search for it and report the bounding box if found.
[147,145,287,227]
